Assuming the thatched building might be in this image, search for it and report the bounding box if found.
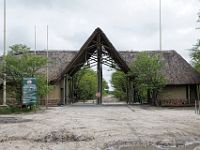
[32,49,200,106]
[1,28,200,106]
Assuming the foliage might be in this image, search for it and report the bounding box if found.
[1,44,49,104]
[111,71,127,101]
[75,67,108,100]
[191,11,200,72]
[0,105,38,114]
[191,39,200,72]
[128,52,166,105]
[6,45,47,78]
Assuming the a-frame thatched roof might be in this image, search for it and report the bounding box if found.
[61,28,129,78]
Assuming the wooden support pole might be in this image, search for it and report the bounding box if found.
[68,77,72,104]
[69,77,73,104]
[199,85,200,114]
[128,78,134,104]
[70,77,73,103]
[72,76,74,103]
[131,81,134,104]
[65,74,69,105]
[126,77,129,104]
[132,86,134,104]
[196,85,200,114]
[63,75,66,105]
[97,34,102,104]
[188,85,191,104]
[129,79,132,104]
[195,100,197,114]
[199,99,200,115]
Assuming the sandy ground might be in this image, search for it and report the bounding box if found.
[0,97,200,150]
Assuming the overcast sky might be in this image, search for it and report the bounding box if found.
[0,0,200,88]
[0,0,200,60]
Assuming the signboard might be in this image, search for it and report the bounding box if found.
[22,78,37,105]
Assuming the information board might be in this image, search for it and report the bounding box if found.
[22,78,37,105]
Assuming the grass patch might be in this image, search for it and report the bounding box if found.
[0,105,37,114]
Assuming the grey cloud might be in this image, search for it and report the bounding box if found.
[0,0,199,61]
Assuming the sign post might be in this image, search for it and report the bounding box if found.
[22,78,37,105]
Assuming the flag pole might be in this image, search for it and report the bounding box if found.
[3,0,7,106]
[34,25,37,55]
[159,0,162,51]
[46,25,49,109]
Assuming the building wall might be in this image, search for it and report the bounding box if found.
[41,77,71,106]
[158,85,188,106]
[41,82,61,106]
[48,84,61,101]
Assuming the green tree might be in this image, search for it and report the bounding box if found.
[1,44,48,104]
[191,11,200,72]
[191,40,200,72]
[128,52,166,105]
[111,71,127,101]
[75,67,108,100]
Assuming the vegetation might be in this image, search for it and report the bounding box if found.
[111,71,127,101]
[0,44,49,105]
[128,52,166,105]
[0,105,34,114]
[191,12,200,72]
[191,40,200,72]
[74,67,108,100]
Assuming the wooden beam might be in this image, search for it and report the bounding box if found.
[188,85,191,104]
[65,74,69,104]
[97,33,102,104]
[195,85,199,114]
[63,75,66,105]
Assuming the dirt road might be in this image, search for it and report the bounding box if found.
[0,104,200,150]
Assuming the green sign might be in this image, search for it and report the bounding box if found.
[22,78,37,105]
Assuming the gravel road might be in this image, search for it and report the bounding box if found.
[0,100,200,150]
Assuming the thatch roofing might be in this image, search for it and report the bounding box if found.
[35,49,200,85]
[35,50,77,82]
[119,50,200,85]
[62,28,129,77]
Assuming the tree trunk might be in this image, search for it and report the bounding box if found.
[147,90,152,104]
[16,82,22,105]
[152,90,160,106]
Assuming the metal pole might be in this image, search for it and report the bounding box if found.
[159,0,162,51]
[3,0,7,106]
[34,25,36,54]
[46,25,49,109]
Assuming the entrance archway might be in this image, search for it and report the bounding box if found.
[61,28,130,104]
